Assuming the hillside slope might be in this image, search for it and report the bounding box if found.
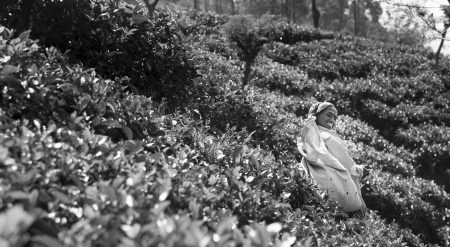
[179,10,450,246]
[0,4,449,247]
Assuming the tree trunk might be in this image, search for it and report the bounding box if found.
[284,0,289,21]
[205,0,209,11]
[290,0,295,25]
[271,0,277,15]
[194,0,199,10]
[312,0,320,29]
[353,0,358,36]
[435,27,448,64]
[231,0,235,15]
[338,0,347,31]
[215,0,222,13]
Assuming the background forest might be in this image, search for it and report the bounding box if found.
[0,0,449,247]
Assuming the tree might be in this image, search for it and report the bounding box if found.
[312,0,320,28]
[223,15,279,87]
[436,4,450,63]
[230,0,236,15]
[194,0,199,10]
[416,1,450,63]
[381,0,450,63]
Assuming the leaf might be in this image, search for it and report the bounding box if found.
[83,204,98,218]
[29,63,38,74]
[54,108,70,121]
[215,150,225,160]
[78,97,92,113]
[0,146,8,161]
[0,75,24,93]
[99,183,118,202]
[50,190,72,204]
[29,189,39,206]
[302,236,313,247]
[266,222,282,234]
[1,65,20,74]
[106,102,116,114]
[121,224,141,238]
[6,190,30,200]
[231,146,244,164]
[132,15,148,25]
[216,216,237,234]
[0,205,35,236]
[253,224,270,247]
[0,55,11,63]
[189,199,200,220]
[18,30,31,42]
[98,119,122,128]
[122,126,133,140]
[31,235,64,247]
[123,0,139,5]
[151,201,171,216]
[157,178,172,201]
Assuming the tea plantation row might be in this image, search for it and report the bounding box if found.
[1,4,449,247]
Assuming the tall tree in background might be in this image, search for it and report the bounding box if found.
[416,1,450,63]
[338,0,349,31]
[436,3,450,63]
[193,0,199,10]
[353,0,360,35]
[215,0,222,13]
[230,0,236,15]
[312,0,320,28]
[318,0,349,32]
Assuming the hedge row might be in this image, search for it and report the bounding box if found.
[184,27,449,245]
[251,52,450,194]
[266,40,434,79]
[0,25,424,247]
[1,0,197,107]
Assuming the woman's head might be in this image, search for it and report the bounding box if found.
[308,102,337,129]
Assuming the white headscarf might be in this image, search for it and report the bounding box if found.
[307,102,336,118]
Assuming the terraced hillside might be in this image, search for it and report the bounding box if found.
[0,2,449,247]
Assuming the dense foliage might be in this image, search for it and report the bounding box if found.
[1,2,450,247]
[0,0,197,107]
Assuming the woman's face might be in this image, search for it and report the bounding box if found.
[316,106,338,129]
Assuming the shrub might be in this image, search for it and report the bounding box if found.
[0,0,197,107]
[222,15,281,86]
[175,9,229,36]
[364,170,450,245]
[266,38,434,80]
[396,124,450,190]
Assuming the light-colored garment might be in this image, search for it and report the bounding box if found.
[297,117,366,214]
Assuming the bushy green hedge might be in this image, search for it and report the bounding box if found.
[0,0,197,107]
[184,19,450,244]
[266,39,435,80]
[2,6,449,246]
[2,21,424,247]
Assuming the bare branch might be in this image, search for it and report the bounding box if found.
[377,0,447,9]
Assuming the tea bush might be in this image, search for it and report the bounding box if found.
[2,5,450,247]
[266,39,434,80]
[0,0,197,107]
[0,29,420,246]
[396,124,450,190]
[187,38,447,246]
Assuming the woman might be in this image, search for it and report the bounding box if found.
[297,101,367,215]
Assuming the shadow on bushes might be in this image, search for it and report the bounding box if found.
[0,0,197,108]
